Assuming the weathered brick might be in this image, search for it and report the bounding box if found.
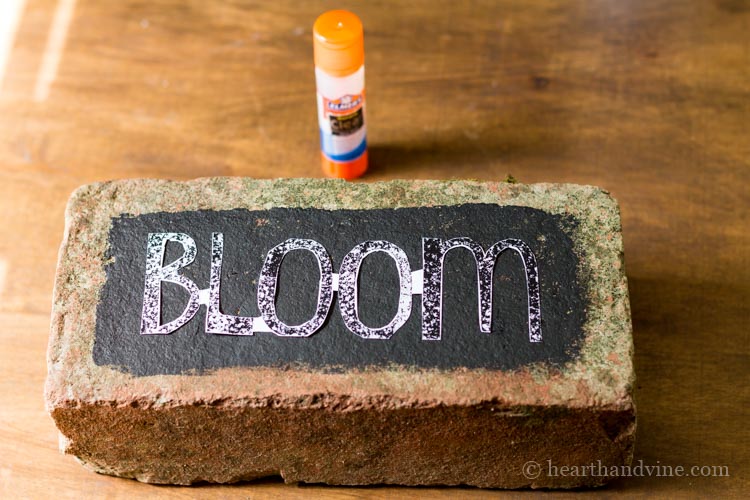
[45,178,635,488]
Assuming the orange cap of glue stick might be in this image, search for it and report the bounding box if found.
[313,10,368,179]
[313,10,365,77]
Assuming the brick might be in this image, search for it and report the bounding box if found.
[45,178,635,488]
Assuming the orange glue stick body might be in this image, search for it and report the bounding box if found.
[313,10,367,179]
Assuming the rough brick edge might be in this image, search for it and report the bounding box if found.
[46,179,634,412]
[51,402,636,487]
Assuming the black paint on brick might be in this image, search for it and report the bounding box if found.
[93,205,586,376]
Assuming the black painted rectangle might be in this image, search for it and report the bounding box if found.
[94,205,586,376]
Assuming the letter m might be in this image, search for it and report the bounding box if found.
[421,237,542,342]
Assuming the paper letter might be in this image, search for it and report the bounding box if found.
[140,233,200,335]
[205,232,254,335]
[338,240,412,339]
[421,237,541,342]
[257,238,334,337]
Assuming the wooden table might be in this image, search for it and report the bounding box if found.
[0,0,747,497]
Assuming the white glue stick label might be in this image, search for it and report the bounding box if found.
[316,66,367,161]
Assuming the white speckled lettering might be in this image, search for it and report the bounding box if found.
[338,241,412,339]
[140,233,201,335]
[421,237,542,342]
[257,239,334,337]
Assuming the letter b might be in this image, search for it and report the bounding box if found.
[140,233,201,335]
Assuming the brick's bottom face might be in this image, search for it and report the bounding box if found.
[52,404,635,488]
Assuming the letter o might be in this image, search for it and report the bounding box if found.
[338,240,412,339]
[257,239,334,337]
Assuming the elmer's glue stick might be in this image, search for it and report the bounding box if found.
[313,10,367,179]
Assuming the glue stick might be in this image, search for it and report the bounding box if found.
[313,10,367,179]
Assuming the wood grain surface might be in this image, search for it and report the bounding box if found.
[0,0,747,497]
